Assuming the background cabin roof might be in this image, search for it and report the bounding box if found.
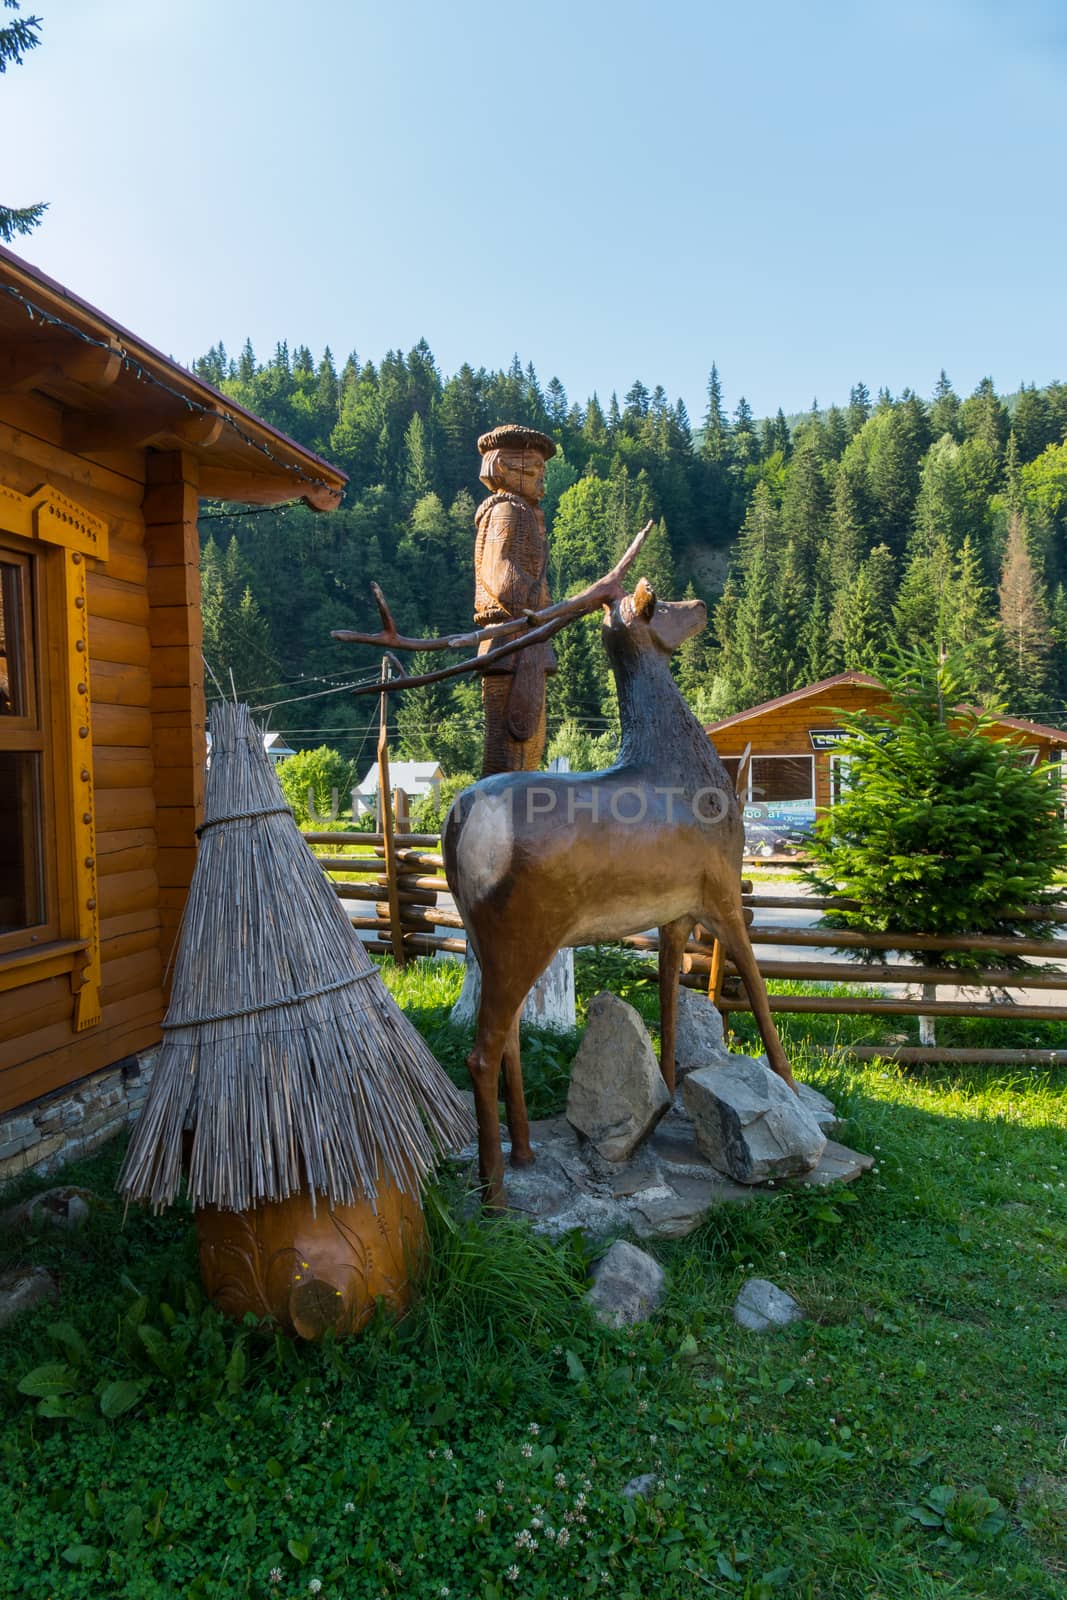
[706,672,1067,748]
[0,245,347,510]
[357,759,444,797]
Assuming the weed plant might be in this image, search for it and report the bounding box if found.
[0,954,1063,1598]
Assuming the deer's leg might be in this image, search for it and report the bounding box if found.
[716,905,797,1092]
[467,1018,510,1210]
[501,1010,534,1167]
[657,915,695,1095]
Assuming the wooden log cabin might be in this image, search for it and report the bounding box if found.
[707,671,1067,859]
[0,245,346,1177]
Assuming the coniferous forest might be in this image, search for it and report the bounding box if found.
[192,339,1067,775]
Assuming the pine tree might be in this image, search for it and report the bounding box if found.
[672,581,712,703]
[584,393,607,444]
[998,513,1050,712]
[402,412,435,503]
[776,541,809,687]
[805,646,1067,967]
[780,432,830,579]
[929,370,961,440]
[911,434,968,560]
[846,383,871,439]
[732,547,782,708]
[545,377,568,428]
[945,535,1002,701]
[1012,384,1053,463]
[0,1,46,243]
[960,377,1008,456]
[800,578,833,683]
[824,405,847,459]
[701,365,730,462]
[828,455,873,586]
[547,614,604,726]
[836,545,894,671]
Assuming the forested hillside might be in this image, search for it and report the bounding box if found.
[192,339,1067,773]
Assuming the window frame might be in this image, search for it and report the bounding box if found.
[0,539,60,954]
[743,753,816,806]
[0,483,108,1028]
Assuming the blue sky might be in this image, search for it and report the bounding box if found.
[4,0,1065,419]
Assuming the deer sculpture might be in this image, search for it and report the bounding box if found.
[334,528,796,1208]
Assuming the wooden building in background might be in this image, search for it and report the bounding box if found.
[706,671,1067,859]
[0,246,346,1158]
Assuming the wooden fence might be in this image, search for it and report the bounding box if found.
[304,803,1067,1068]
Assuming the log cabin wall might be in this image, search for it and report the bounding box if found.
[0,398,199,1117]
[707,679,1061,817]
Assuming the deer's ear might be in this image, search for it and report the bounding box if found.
[634,578,657,620]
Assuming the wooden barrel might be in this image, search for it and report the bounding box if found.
[195,1178,426,1340]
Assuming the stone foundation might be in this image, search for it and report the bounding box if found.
[0,1048,159,1188]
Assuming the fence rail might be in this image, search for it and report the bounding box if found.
[303,808,1067,1064]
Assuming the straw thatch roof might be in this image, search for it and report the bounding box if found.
[119,702,474,1213]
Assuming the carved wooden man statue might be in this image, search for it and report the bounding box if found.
[474,425,557,775]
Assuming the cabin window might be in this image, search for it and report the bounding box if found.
[748,755,815,805]
[829,753,854,805]
[0,549,55,946]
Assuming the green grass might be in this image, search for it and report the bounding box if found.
[0,953,1064,1598]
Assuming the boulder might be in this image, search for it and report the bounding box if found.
[682,1059,825,1183]
[733,1277,805,1331]
[0,1186,94,1232]
[567,992,670,1162]
[673,986,729,1078]
[0,1266,59,1328]
[586,1239,665,1327]
[795,1082,841,1136]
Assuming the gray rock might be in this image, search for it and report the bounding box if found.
[733,1277,805,1331]
[0,1266,59,1327]
[586,1239,666,1327]
[683,1059,825,1184]
[0,1186,95,1232]
[795,1082,841,1136]
[622,1474,659,1500]
[673,986,729,1078]
[788,1139,874,1187]
[567,993,670,1162]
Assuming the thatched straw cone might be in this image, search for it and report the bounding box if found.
[119,702,474,1337]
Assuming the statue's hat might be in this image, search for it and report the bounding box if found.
[477,424,557,460]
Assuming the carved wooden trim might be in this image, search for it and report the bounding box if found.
[0,481,108,1025]
[32,485,110,562]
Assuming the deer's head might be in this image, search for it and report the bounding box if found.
[602,578,707,662]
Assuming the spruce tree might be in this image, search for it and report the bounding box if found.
[804,646,1067,967]
[701,365,730,462]
[846,383,871,439]
[998,513,1050,712]
[0,1,46,243]
[929,370,961,440]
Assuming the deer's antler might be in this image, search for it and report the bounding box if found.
[332,521,653,695]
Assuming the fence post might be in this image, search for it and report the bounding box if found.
[708,741,752,1015]
[377,664,407,967]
